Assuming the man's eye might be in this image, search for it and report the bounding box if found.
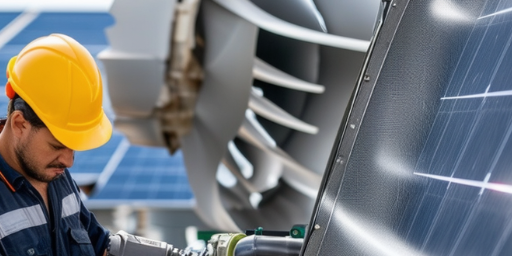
[52,145,65,150]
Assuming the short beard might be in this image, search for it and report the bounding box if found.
[15,137,63,183]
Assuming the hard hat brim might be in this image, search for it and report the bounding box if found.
[45,111,113,151]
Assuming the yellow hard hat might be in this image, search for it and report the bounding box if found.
[5,34,112,151]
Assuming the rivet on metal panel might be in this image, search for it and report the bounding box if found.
[364,74,370,81]
[314,224,321,230]
[336,157,344,164]
[393,3,397,7]
[350,124,356,129]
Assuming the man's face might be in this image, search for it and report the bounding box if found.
[15,126,74,183]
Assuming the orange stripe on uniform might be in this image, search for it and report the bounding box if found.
[0,170,15,192]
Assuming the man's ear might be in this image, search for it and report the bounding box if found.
[10,111,30,138]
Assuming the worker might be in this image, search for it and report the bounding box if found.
[0,34,112,256]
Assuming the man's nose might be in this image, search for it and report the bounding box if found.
[59,148,74,168]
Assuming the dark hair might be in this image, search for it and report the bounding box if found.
[7,94,46,129]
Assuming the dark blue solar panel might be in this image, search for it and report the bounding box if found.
[407,4,512,254]
[69,132,125,174]
[0,12,19,28]
[0,13,21,93]
[91,148,194,200]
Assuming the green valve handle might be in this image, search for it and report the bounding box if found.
[290,224,306,238]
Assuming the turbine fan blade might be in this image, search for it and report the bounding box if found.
[213,0,370,51]
[249,88,319,134]
[253,58,324,93]
[221,149,262,209]
[237,111,321,198]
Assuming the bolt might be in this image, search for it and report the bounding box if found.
[364,75,370,81]
[314,224,321,230]
[292,229,299,236]
[393,3,397,7]
[350,124,356,129]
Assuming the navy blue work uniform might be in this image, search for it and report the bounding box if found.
[0,154,110,256]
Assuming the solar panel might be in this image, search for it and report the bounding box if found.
[0,12,19,28]
[0,13,22,111]
[91,148,194,202]
[409,6,512,253]
[305,0,512,255]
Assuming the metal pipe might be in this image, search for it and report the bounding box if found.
[234,235,303,256]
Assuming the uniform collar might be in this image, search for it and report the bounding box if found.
[0,153,26,192]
